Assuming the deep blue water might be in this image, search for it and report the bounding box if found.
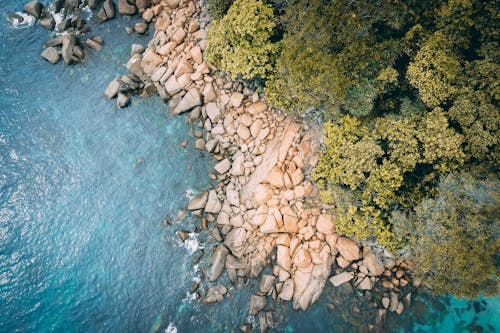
[0,1,498,332]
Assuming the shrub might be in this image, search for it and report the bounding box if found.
[207,0,234,20]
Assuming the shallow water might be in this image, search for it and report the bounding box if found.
[0,1,498,332]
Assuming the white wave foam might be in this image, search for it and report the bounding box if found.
[8,12,36,29]
[184,188,196,200]
[181,232,203,255]
[9,150,18,161]
[164,323,177,333]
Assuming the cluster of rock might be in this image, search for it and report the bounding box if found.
[17,0,154,65]
[100,0,418,330]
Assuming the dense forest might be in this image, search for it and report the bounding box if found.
[204,0,499,299]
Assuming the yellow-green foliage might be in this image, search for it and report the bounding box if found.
[405,173,499,298]
[205,0,277,80]
[264,0,402,115]
[407,33,464,108]
[207,0,234,19]
[313,112,465,249]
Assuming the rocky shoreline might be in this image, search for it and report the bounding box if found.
[13,0,421,331]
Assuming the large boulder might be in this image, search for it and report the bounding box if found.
[336,237,361,262]
[23,0,42,18]
[259,274,275,295]
[88,0,101,9]
[276,245,291,271]
[279,278,294,301]
[207,245,229,281]
[97,0,115,22]
[60,35,75,65]
[41,47,60,64]
[172,88,202,115]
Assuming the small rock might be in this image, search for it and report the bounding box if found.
[329,272,354,287]
[85,38,103,51]
[259,275,275,295]
[177,230,189,242]
[194,138,205,150]
[172,88,202,115]
[116,93,129,108]
[134,22,148,34]
[104,77,121,99]
[382,297,390,309]
[230,92,244,107]
[130,44,145,56]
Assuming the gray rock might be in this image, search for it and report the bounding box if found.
[52,0,64,12]
[63,0,78,12]
[87,0,101,9]
[57,18,71,31]
[126,54,143,76]
[97,0,115,22]
[187,190,208,210]
[116,93,129,108]
[249,295,266,315]
[45,37,63,48]
[23,0,42,19]
[118,0,137,15]
[206,102,221,123]
[134,22,148,34]
[278,279,294,301]
[41,47,60,64]
[39,15,55,30]
[104,78,121,99]
[203,285,227,304]
[208,245,229,281]
[193,138,205,150]
[177,230,189,242]
[172,87,202,115]
[60,35,75,65]
[205,190,221,214]
[259,275,275,295]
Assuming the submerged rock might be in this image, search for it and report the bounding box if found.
[118,0,136,15]
[249,295,266,315]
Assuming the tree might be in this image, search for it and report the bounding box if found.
[205,0,277,80]
[407,33,464,108]
[403,173,499,298]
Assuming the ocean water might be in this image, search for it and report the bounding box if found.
[0,1,498,332]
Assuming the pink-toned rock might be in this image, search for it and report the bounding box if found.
[141,49,162,76]
[253,184,272,204]
[291,168,304,186]
[247,101,267,115]
[279,278,294,301]
[172,27,186,44]
[157,41,177,56]
[188,20,199,33]
[336,237,361,261]
[174,59,193,77]
[260,214,278,233]
[230,92,244,107]
[362,247,385,276]
[190,46,202,64]
[266,166,284,188]
[277,245,291,271]
[283,215,299,233]
[316,214,335,235]
[329,272,354,287]
[236,124,251,140]
[293,248,312,268]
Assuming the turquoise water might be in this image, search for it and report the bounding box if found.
[0,1,498,332]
